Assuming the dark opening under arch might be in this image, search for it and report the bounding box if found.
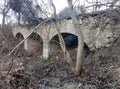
[15,33,24,48]
[15,33,24,40]
[51,33,78,48]
[51,33,90,57]
[15,33,25,57]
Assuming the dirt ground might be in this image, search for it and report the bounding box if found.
[0,26,120,89]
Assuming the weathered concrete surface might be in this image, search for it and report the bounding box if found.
[12,15,120,59]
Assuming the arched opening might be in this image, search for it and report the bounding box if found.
[26,32,43,54]
[50,33,78,60]
[51,33,78,48]
[15,33,24,40]
[15,33,24,49]
[29,33,42,41]
[14,32,43,57]
[50,33,90,58]
[15,33,25,57]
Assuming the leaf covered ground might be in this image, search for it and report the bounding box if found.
[0,26,120,89]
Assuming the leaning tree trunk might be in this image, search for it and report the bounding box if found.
[67,0,84,76]
[50,0,76,74]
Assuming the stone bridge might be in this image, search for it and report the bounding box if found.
[12,13,120,59]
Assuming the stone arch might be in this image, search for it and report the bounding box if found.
[51,32,89,54]
[50,32,79,60]
[15,33,24,40]
[50,33,78,48]
[25,32,43,53]
[50,31,78,41]
[15,33,24,49]
[14,32,25,39]
[14,31,43,54]
[49,30,85,75]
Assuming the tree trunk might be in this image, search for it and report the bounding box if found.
[50,0,76,72]
[67,0,84,76]
[50,0,84,76]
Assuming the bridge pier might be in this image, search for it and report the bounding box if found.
[42,40,50,59]
[24,38,40,53]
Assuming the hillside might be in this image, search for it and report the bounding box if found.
[0,25,120,89]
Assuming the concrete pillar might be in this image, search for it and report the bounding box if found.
[24,39,28,51]
[24,38,40,53]
[42,40,50,59]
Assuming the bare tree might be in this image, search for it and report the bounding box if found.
[0,0,10,26]
[48,0,84,76]
[110,0,120,8]
[49,0,75,74]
